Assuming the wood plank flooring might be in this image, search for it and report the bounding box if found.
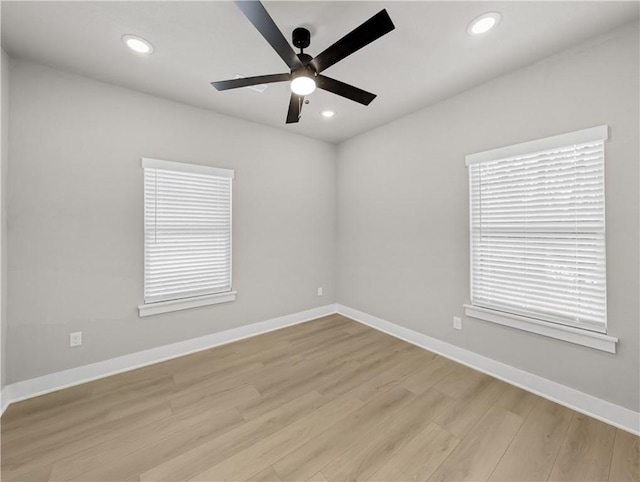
[1,314,638,481]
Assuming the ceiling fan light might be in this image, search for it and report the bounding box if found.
[290,76,316,96]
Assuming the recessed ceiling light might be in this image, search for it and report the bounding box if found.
[321,110,336,118]
[122,34,154,54]
[468,12,501,35]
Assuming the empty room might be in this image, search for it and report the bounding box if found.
[0,1,638,481]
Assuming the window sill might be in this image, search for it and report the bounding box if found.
[139,291,237,317]
[463,304,617,354]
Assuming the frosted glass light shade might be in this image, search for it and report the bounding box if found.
[291,76,316,96]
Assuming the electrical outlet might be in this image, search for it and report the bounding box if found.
[70,331,82,347]
[317,287,323,296]
[453,317,462,330]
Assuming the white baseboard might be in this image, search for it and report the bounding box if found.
[3,302,638,436]
[0,304,337,416]
[336,304,640,436]
[1,388,7,415]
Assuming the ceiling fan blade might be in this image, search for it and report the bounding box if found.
[311,9,395,74]
[211,73,290,91]
[286,94,303,123]
[316,75,376,105]
[234,0,303,70]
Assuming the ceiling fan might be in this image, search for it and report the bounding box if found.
[211,0,395,124]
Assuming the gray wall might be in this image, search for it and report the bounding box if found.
[1,49,8,391]
[337,23,640,411]
[7,59,337,383]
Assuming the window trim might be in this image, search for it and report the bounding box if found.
[464,304,617,353]
[465,125,608,166]
[141,157,235,179]
[139,291,237,317]
[465,126,615,352]
[139,157,235,316]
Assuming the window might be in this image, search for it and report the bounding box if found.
[139,158,235,317]
[464,126,617,353]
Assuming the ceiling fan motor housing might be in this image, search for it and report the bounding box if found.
[296,52,314,71]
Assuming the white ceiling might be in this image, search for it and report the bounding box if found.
[2,1,638,143]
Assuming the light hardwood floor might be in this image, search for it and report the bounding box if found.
[1,314,638,481]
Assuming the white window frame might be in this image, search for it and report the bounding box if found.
[138,158,236,317]
[464,126,617,353]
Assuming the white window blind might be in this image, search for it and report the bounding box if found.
[143,158,234,304]
[467,126,607,333]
